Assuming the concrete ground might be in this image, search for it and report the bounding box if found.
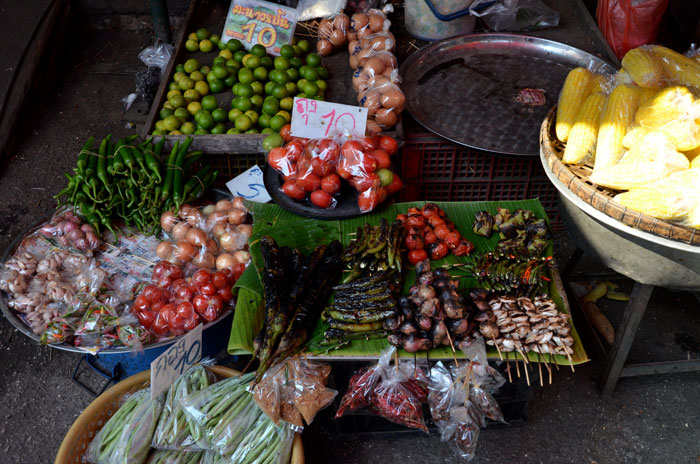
[0,5,699,464]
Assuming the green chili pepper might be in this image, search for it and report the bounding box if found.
[183,151,203,172]
[160,141,180,204]
[154,136,167,157]
[171,137,193,210]
[76,136,95,175]
[183,165,212,197]
[143,148,162,183]
[97,135,112,193]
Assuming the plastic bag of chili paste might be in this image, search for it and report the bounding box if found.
[335,346,393,417]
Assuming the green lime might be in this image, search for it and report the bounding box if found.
[163,115,182,131]
[253,66,268,81]
[213,56,227,67]
[211,122,226,134]
[219,49,233,60]
[181,121,196,134]
[175,64,186,73]
[196,28,210,40]
[297,79,308,90]
[258,113,271,128]
[297,39,310,53]
[178,77,195,91]
[218,40,227,50]
[303,81,319,97]
[206,71,218,84]
[280,97,293,111]
[210,34,221,45]
[251,94,263,108]
[152,129,166,135]
[312,94,324,101]
[236,83,253,98]
[201,65,211,74]
[173,71,186,83]
[226,59,241,70]
[155,120,167,131]
[289,57,303,69]
[317,66,329,80]
[261,128,276,134]
[250,81,263,95]
[194,129,209,134]
[159,107,174,119]
[228,108,243,122]
[262,98,280,116]
[226,39,243,52]
[251,44,266,57]
[316,80,327,92]
[306,53,321,67]
[284,82,297,95]
[190,70,205,82]
[234,114,253,131]
[183,89,201,101]
[262,133,284,151]
[296,93,307,99]
[245,128,259,134]
[245,55,261,69]
[212,107,228,123]
[233,50,246,62]
[261,56,273,69]
[187,101,203,115]
[163,101,173,110]
[280,45,295,59]
[245,110,259,125]
[169,130,183,135]
[195,110,215,130]
[293,45,302,57]
[174,107,190,120]
[299,66,308,77]
[269,115,286,131]
[169,94,186,109]
[275,110,291,123]
[209,78,225,93]
[273,56,290,71]
[185,39,199,52]
[264,81,276,95]
[212,64,228,79]
[238,68,254,85]
[224,74,236,88]
[188,32,198,41]
[271,84,288,99]
[226,128,241,134]
[184,58,200,73]
[286,68,299,81]
[201,95,218,111]
[194,80,209,95]
[303,67,319,82]
[235,96,252,112]
[168,82,179,91]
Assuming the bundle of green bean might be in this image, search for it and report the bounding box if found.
[152,365,215,450]
[86,389,165,464]
[146,449,204,464]
[54,135,218,236]
[180,373,294,462]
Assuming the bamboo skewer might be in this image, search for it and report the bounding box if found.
[513,350,520,378]
[517,348,530,386]
[536,351,544,387]
[445,330,460,368]
[491,336,503,360]
[505,351,512,383]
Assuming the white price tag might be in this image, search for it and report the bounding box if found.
[291,97,367,139]
[226,165,271,203]
[150,324,203,399]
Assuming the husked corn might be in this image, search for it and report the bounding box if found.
[622,126,651,149]
[556,68,597,142]
[562,92,607,164]
[635,86,700,151]
[647,45,700,89]
[621,47,666,88]
[594,85,641,170]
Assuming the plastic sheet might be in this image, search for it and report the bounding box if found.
[139,42,175,75]
[470,0,560,32]
[146,449,204,464]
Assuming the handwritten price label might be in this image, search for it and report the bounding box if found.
[150,324,203,399]
[226,165,271,203]
[291,98,368,139]
[221,0,298,55]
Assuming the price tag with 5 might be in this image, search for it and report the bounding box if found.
[150,324,203,399]
[291,97,368,139]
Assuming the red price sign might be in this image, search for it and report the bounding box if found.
[291,97,368,139]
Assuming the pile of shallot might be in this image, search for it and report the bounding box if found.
[37,208,101,253]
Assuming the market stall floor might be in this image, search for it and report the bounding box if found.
[0,4,699,464]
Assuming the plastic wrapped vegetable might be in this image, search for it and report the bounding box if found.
[562,92,608,165]
[555,67,605,143]
[86,388,164,464]
[146,450,204,464]
[369,363,429,432]
[633,86,700,151]
[594,84,644,170]
[152,364,216,450]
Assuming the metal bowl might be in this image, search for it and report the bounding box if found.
[539,150,700,291]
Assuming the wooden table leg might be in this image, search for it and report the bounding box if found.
[598,282,654,397]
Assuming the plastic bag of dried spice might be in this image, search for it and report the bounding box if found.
[335,346,393,417]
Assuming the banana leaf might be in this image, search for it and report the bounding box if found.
[228,200,588,365]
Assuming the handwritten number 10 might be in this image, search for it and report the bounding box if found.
[321,110,356,136]
[242,23,277,47]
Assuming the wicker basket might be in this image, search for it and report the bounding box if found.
[540,106,700,245]
[55,366,304,464]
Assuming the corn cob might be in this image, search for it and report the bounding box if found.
[622,126,650,149]
[614,169,700,221]
[562,92,607,164]
[556,68,597,142]
[692,154,700,168]
[635,86,700,151]
[594,84,641,170]
[621,47,666,88]
[647,45,700,89]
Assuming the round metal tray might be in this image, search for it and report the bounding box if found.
[400,33,616,156]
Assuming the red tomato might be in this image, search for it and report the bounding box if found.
[297,173,321,192]
[175,301,195,322]
[310,190,334,208]
[192,269,211,286]
[321,174,341,195]
[341,140,364,159]
[233,262,246,281]
[359,136,379,151]
[221,267,234,280]
[384,173,403,195]
[183,316,199,331]
[193,294,209,314]
[170,279,188,291]
[218,286,233,301]
[285,141,305,162]
[203,295,224,321]
[350,173,380,192]
[151,312,169,336]
[134,309,156,329]
[281,181,306,200]
[359,154,378,174]
[151,301,164,314]
[173,284,195,302]
[370,149,391,169]
[132,295,150,313]
[280,124,292,142]
[212,271,228,289]
[159,303,176,325]
[199,282,217,296]
[152,261,182,283]
[378,135,399,156]
[357,188,381,212]
[408,249,429,265]
[311,158,334,177]
[142,285,164,304]
[267,147,294,176]
[315,139,340,163]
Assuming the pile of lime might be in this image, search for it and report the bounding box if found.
[153,29,328,135]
